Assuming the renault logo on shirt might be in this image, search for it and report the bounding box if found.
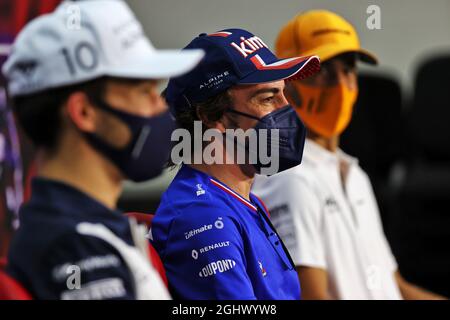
[200,241,230,254]
[198,259,236,278]
[191,241,231,260]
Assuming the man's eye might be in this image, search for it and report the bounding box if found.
[263,96,275,103]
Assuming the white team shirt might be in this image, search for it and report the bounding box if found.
[252,139,403,300]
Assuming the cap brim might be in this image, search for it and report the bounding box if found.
[237,55,320,85]
[0,44,11,56]
[300,45,378,65]
[355,48,378,65]
[106,49,204,79]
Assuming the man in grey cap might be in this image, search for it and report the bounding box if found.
[2,0,203,300]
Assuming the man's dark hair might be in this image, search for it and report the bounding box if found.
[164,89,234,166]
[174,90,233,134]
[11,77,108,152]
[10,77,151,152]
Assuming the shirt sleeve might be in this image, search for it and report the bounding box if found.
[156,202,257,300]
[254,174,327,270]
[38,233,136,300]
[363,173,399,273]
[378,230,399,274]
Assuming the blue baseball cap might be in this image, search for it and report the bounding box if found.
[165,28,320,115]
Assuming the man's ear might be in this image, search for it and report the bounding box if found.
[65,92,97,133]
[196,107,226,133]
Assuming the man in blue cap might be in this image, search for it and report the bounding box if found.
[151,29,320,300]
[2,0,203,300]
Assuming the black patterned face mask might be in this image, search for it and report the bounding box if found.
[84,98,176,182]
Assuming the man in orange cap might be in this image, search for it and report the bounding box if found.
[253,10,445,300]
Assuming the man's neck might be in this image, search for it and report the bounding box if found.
[37,141,122,210]
[307,133,352,191]
[190,163,254,201]
[308,133,340,153]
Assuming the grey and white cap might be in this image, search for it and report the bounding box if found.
[2,0,204,97]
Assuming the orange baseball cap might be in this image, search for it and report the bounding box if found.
[276,10,378,65]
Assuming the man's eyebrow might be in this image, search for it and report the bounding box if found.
[249,88,280,99]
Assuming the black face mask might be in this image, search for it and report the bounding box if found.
[225,105,307,175]
[84,98,176,182]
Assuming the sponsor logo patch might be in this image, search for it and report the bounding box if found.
[214,217,224,229]
[184,217,225,240]
[199,259,236,278]
[199,241,230,254]
[191,241,231,260]
[185,224,213,240]
[230,36,268,58]
[259,261,267,277]
[196,184,206,196]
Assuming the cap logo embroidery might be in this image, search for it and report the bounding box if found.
[15,61,37,78]
[311,28,351,37]
[230,36,268,58]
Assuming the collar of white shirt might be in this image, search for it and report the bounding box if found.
[303,138,359,169]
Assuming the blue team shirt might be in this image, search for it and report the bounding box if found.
[151,165,300,300]
[7,178,136,300]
